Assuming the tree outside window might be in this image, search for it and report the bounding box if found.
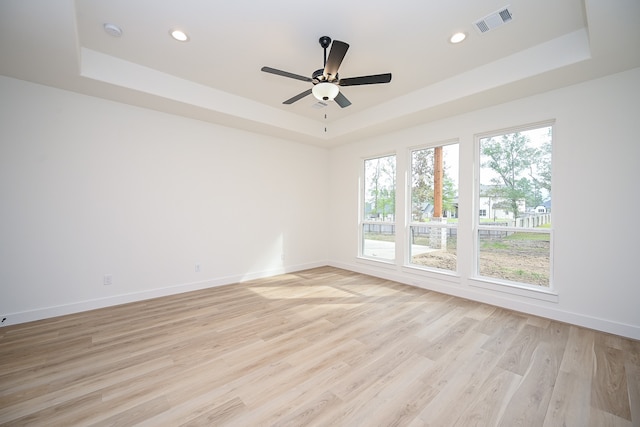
[477,125,552,287]
[362,155,396,261]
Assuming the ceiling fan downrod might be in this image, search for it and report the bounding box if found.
[319,36,331,68]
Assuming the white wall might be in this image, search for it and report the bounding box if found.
[0,76,329,324]
[328,67,640,340]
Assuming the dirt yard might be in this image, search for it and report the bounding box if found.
[412,238,550,286]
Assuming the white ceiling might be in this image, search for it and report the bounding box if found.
[1,0,639,147]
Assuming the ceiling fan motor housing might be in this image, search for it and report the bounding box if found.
[312,68,338,84]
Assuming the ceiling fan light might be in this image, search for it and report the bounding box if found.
[312,82,339,101]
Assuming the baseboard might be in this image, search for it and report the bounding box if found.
[1,261,326,327]
[6,260,637,341]
[329,260,640,341]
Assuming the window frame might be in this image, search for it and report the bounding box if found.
[472,121,557,300]
[406,140,459,274]
[359,152,398,264]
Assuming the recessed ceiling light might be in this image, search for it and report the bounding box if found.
[170,30,189,42]
[450,32,467,44]
[103,23,123,37]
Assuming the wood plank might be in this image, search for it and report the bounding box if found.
[478,308,527,354]
[419,342,505,425]
[622,338,640,426]
[589,407,632,427]
[543,325,595,426]
[497,323,544,375]
[314,353,434,426]
[90,396,172,427]
[544,371,591,427]
[498,340,561,425]
[178,397,246,427]
[421,316,479,361]
[453,368,522,426]
[592,343,632,421]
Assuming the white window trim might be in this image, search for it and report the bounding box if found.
[406,140,460,273]
[475,120,556,141]
[476,226,551,234]
[359,152,398,263]
[473,121,555,298]
[469,277,559,303]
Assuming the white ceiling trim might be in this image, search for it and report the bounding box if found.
[80,29,591,144]
[80,48,323,139]
[330,29,591,139]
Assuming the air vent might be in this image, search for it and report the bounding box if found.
[474,6,513,34]
[312,101,328,109]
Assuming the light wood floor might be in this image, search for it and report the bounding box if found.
[1,267,639,426]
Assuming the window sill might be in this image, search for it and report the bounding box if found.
[402,265,461,283]
[469,277,559,303]
[356,256,400,272]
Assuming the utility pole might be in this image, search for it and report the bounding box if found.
[434,146,443,218]
[431,146,447,250]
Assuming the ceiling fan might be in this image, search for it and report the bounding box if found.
[261,36,392,108]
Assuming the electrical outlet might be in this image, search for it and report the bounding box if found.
[103,274,112,285]
[195,264,201,272]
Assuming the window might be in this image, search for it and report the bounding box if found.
[361,154,396,261]
[476,124,552,287]
[409,142,459,272]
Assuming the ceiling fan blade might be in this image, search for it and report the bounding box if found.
[339,73,392,86]
[261,66,312,83]
[324,40,349,80]
[283,88,313,104]
[334,92,352,108]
